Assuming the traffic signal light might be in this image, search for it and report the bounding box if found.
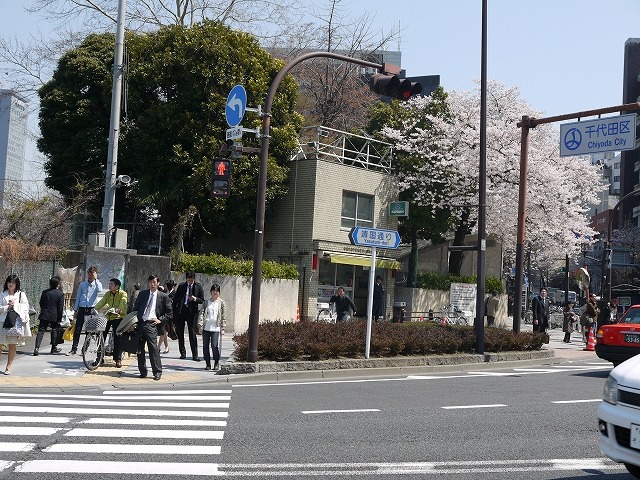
[211,158,231,198]
[368,74,422,101]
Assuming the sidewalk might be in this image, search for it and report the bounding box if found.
[0,324,601,389]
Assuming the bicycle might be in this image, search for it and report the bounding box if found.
[316,302,337,323]
[81,313,109,371]
[437,304,468,325]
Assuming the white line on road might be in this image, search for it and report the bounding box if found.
[301,409,381,414]
[65,428,224,440]
[441,404,507,410]
[0,392,230,401]
[0,415,71,423]
[0,443,35,452]
[5,426,60,436]
[16,458,623,476]
[552,399,602,404]
[102,389,232,395]
[81,417,227,427]
[0,406,228,418]
[2,398,229,409]
[44,444,221,455]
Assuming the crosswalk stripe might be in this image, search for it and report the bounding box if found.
[0,406,228,418]
[44,444,221,455]
[7,427,60,436]
[81,418,227,427]
[4,399,229,409]
[0,415,71,423]
[0,393,231,401]
[16,460,222,474]
[65,428,224,440]
[0,443,36,452]
[102,389,232,395]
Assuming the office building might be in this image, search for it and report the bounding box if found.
[0,89,28,207]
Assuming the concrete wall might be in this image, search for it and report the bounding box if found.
[394,286,509,328]
[169,273,299,334]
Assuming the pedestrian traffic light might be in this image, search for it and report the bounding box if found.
[368,74,422,101]
[211,158,231,198]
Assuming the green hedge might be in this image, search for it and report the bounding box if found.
[177,253,298,279]
[416,271,503,293]
[233,320,546,361]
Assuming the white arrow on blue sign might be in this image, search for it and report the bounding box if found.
[349,227,401,249]
[225,85,247,127]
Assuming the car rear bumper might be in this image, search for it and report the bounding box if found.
[595,344,640,364]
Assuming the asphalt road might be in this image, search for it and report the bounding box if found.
[0,358,636,479]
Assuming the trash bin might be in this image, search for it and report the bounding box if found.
[392,301,407,323]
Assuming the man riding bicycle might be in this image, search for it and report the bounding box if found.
[329,287,357,322]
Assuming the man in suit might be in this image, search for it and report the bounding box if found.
[172,271,205,361]
[531,287,549,333]
[34,276,65,355]
[133,275,172,381]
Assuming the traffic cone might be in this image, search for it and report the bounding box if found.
[584,326,596,351]
[441,316,446,326]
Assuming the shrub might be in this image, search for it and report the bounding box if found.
[232,320,545,361]
[177,253,298,280]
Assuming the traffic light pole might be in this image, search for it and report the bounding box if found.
[247,52,397,362]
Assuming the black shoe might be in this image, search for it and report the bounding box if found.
[138,372,148,379]
[205,364,211,370]
[193,356,201,362]
[51,347,62,354]
[213,361,219,370]
[179,354,186,359]
[33,348,39,356]
[153,374,161,381]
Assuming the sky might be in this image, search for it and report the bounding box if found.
[1,0,639,187]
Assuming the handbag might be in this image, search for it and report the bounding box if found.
[3,309,20,329]
[3,315,23,336]
[166,320,178,340]
[119,329,142,354]
[54,327,65,345]
[62,323,75,341]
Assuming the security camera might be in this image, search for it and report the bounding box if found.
[114,174,132,187]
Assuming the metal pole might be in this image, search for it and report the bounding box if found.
[474,0,487,353]
[101,0,126,247]
[564,253,569,308]
[365,247,376,359]
[247,52,389,362]
[158,223,163,256]
[513,116,530,333]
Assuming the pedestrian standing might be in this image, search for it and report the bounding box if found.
[68,266,102,356]
[562,300,578,343]
[172,272,205,361]
[0,274,32,375]
[34,275,65,355]
[93,278,127,368]
[133,275,172,380]
[198,284,226,371]
[485,291,500,327]
[372,276,384,321]
[157,279,176,354]
[127,283,141,314]
[584,293,600,344]
[531,287,550,333]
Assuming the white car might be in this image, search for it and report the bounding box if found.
[598,354,640,478]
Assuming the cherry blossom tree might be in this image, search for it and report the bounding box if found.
[380,80,607,275]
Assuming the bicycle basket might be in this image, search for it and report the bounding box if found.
[83,314,108,332]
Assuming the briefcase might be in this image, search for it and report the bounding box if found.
[118,330,142,354]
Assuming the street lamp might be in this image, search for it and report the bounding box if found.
[604,189,640,303]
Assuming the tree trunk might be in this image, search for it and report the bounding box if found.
[448,208,473,276]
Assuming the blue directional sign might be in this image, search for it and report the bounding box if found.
[349,227,401,249]
[560,113,637,157]
[225,85,247,127]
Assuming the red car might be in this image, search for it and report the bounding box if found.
[596,305,640,366]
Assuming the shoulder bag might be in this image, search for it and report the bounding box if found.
[3,292,24,335]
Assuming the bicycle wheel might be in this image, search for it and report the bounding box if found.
[316,309,332,322]
[82,333,104,371]
[457,316,468,325]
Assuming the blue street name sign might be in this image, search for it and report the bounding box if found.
[349,227,401,249]
[559,113,637,157]
[225,85,247,128]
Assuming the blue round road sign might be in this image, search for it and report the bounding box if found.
[225,85,247,127]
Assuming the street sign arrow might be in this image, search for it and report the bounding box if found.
[225,85,247,127]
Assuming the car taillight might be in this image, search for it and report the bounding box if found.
[596,328,603,338]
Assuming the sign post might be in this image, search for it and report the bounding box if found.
[349,226,401,358]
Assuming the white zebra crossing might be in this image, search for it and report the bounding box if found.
[0,388,232,475]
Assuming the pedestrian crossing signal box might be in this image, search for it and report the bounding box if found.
[211,158,231,198]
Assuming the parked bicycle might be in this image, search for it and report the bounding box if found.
[316,302,337,323]
[81,313,110,371]
[435,304,468,325]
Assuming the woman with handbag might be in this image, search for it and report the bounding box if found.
[0,274,32,375]
[198,284,226,371]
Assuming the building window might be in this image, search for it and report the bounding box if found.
[614,162,620,169]
[614,176,620,182]
[341,191,373,229]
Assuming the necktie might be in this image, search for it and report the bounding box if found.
[185,284,191,305]
[144,292,154,318]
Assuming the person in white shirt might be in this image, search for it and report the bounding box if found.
[198,284,226,371]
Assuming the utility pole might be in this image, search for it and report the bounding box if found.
[101,0,126,247]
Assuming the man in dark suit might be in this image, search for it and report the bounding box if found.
[133,275,172,381]
[34,276,65,355]
[531,287,549,333]
[172,271,205,361]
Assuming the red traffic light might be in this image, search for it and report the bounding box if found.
[212,158,231,198]
[369,74,422,101]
